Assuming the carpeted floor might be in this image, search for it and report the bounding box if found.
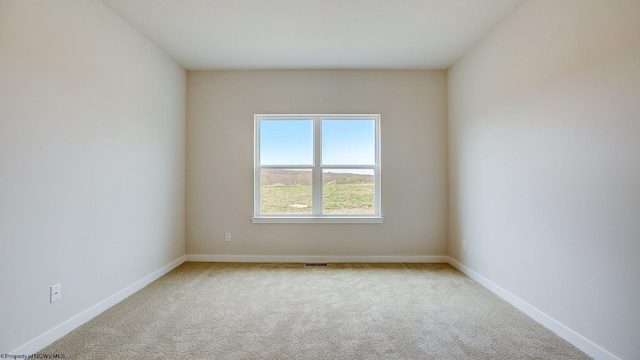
[43,262,591,359]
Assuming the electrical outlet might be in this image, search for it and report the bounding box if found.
[463,240,467,251]
[225,232,231,242]
[50,283,61,303]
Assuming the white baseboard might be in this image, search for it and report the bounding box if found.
[10,255,187,355]
[186,254,449,263]
[446,257,619,360]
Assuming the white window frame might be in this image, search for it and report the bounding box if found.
[252,114,382,224]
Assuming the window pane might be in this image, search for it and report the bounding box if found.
[322,119,375,165]
[323,169,374,214]
[260,120,313,165]
[260,169,312,214]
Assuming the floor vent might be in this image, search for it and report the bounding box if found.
[305,263,328,267]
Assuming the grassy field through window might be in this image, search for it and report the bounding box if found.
[323,183,375,214]
[260,183,374,214]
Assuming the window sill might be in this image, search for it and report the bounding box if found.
[251,216,384,224]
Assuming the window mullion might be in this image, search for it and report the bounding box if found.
[313,117,322,215]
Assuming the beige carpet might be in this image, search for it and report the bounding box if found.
[43,263,591,359]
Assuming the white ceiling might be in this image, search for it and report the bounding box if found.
[100,0,524,70]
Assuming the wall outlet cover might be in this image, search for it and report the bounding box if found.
[50,283,61,303]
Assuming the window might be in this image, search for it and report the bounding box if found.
[253,114,382,223]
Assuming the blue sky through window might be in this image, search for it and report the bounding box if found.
[260,118,375,168]
[322,119,375,165]
[260,120,313,165]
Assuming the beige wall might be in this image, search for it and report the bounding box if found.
[448,0,640,358]
[0,0,185,353]
[187,70,447,258]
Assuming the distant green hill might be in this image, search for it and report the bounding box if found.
[260,169,374,186]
